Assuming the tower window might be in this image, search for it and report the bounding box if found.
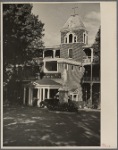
[69,34,73,43]
[68,49,73,58]
[64,36,67,43]
[71,65,74,70]
[65,64,68,70]
[83,32,86,44]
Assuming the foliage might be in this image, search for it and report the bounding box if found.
[41,99,79,112]
[92,27,101,63]
[58,102,78,112]
[40,99,59,110]
[3,4,44,83]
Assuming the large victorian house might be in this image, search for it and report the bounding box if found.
[22,14,100,108]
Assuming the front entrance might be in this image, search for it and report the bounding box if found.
[33,89,38,99]
[50,89,58,98]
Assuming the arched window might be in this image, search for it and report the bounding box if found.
[83,32,87,44]
[69,34,73,43]
[64,33,77,44]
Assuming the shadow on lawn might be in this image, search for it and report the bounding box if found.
[3,105,100,146]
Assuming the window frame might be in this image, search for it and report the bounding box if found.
[68,48,73,59]
[64,63,68,70]
[83,31,88,44]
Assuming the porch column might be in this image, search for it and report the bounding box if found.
[28,88,31,106]
[47,88,50,99]
[53,50,56,58]
[23,87,26,105]
[91,48,93,62]
[90,83,93,108]
[40,88,42,101]
[37,88,41,107]
[43,61,46,73]
[90,58,93,107]
[30,88,33,106]
[43,88,45,100]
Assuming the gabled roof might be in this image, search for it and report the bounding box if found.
[61,14,86,32]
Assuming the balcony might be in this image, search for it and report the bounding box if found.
[82,56,91,64]
[43,73,61,79]
[43,49,60,58]
[83,77,100,83]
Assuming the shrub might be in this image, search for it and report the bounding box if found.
[40,99,59,110]
[58,103,69,111]
[41,99,85,112]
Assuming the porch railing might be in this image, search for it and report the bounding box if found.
[82,56,91,63]
[43,73,61,79]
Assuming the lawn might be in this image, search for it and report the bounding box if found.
[3,105,100,147]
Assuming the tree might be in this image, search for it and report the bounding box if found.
[3,4,45,103]
[3,4,44,83]
[92,27,100,63]
[92,27,101,109]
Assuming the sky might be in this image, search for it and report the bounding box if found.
[32,3,100,47]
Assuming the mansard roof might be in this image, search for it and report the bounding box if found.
[61,14,86,32]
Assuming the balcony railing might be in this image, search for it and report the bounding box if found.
[20,73,62,80]
[83,56,91,63]
[43,73,61,79]
[83,77,100,82]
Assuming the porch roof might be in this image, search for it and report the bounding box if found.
[25,78,61,87]
[35,78,61,85]
[43,58,82,66]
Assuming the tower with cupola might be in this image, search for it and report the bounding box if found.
[60,14,88,62]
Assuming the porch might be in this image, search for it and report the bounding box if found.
[43,48,60,58]
[23,79,61,107]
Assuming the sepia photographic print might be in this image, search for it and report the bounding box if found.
[1,1,117,149]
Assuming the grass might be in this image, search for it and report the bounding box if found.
[3,105,100,147]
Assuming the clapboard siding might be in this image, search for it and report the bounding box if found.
[60,43,86,62]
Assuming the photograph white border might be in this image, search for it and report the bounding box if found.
[1,1,117,149]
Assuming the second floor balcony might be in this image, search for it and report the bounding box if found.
[43,73,61,79]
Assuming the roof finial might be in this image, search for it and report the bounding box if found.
[72,7,78,16]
